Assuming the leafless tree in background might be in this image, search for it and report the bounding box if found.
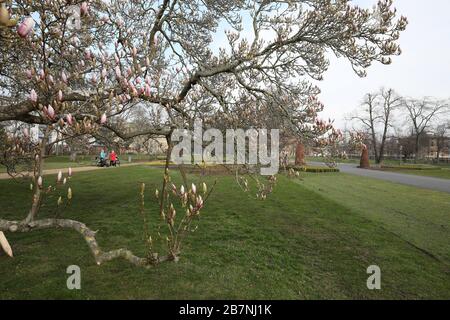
[351,88,401,164]
[403,98,448,161]
[432,122,450,161]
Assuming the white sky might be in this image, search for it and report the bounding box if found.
[318,0,450,128]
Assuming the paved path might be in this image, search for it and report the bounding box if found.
[310,162,450,194]
[0,162,147,180]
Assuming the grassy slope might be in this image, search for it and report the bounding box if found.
[0,167,449,299]
[299,173,450,263]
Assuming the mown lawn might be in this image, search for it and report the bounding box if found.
[0,166,449,299]
[0,155,92,173]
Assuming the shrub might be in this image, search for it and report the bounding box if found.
[287,165,340,173]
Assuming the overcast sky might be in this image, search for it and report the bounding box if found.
[318,0,450,128]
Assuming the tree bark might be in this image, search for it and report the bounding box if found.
[0,218,173,267]
[295,142,305,166]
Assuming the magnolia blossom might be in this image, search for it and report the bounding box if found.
[57,171,62,182]
[37,176,43,188]
[57,90,63,101]
[115,66,122,78]
[80,2,89,16]
[100,113,107,124]
[180,185,185,195]
[66,113,73,125]
[61,71,68,84]
[145,84,151,96]
[47,105,55,119]
[29,89,38,103]
[191,183,197,194]
[68,168,72,177]
[17,17,35,38]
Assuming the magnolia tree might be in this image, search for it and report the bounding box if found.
[0,0,407,266]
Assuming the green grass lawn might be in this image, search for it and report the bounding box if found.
[0,154,159,173]
[0,167,449,299]
[0,155,92,173]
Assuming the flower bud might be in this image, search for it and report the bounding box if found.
[202,182,207,194]
[61,71,68,84]
[66,113,73,126]
[37,176,43,188]
[17,17,35,38]
[100,113,107,124]
[57,171,62,182]
[29,89,38,103]
[67,188,72,200]
[47,105,55,119]
[191,183,196,194]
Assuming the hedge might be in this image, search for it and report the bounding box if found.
[287,165,340,173]
[381,165,439,171]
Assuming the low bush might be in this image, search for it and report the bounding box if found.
[287,165,340,173]
[381,164,439,171]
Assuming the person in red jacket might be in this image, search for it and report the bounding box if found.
[109,150,117,167]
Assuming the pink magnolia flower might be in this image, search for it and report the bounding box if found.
[66,114,73,126]
[61,71,68,84]
[80,2,89,16]
[25,70,33,79]
[47,105,55,119]
[100,113,107,124]
[68,167,72,177]
[17,17,35,38]
[29,89,38,103]
[37,176,43,188]
[145,84,151,96]
[57,90,63,101]
[115,66,122,78]
[57,171,62,182]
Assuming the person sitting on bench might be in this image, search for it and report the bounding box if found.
[109,150,117,167]
[99,149,107,166]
